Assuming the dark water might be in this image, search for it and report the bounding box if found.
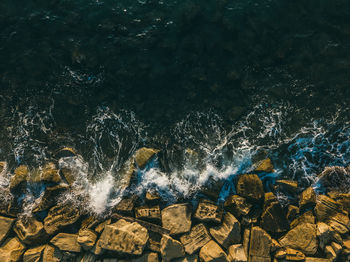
[1,0,350,212]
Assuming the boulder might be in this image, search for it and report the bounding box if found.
[317,222,333,250]
[0,237,26,262]
[327,211,350,234]
[113,195,138,216]
[145,191,161,204]
[135,148,159,169]
[135,206,161,222]
[236,174,264,202]
[248,226,271,262]
[318,166,350,193]
[32,184,69,213]
[13,216,47,245]
[242,228,250,257]
[42,245,62,262]
[328,192,350,213]
[224,195,252,217]
[194,199,223,224]
[30,162,61,184]
[160,234,185,262]
[227,244,247,262]
[284,248,306,261]
[0,216,15,243]
[95,219,111,234]
[77,229,97,250]
[161,203,192,235]
[180,223,211,255]
[99,219,149,255]
[23,245,46,262]
[10,165,29,192]
[76,252,96,262]
[44,204,80,234]
[279,223,317,256]
[50,233,81,252]
[290,211,315,229]
[275,180,298,194]
[173,254,198,262]
[131,252,159,262]
[325,245,336,261]
[260,196,289,233]
[299,187,316,211]
[210,212,241,248]
[254,158,274,173]
[315,195,341,222]
[199,240,229,262]
[287,205,299,222]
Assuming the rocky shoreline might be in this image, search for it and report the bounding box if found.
[0,148,350,261]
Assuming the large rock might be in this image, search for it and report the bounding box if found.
[161,203,192,235]
[248,226,271,262]
[260,196,289,233]
[328,192,350,213]
[160,234,185,262]
[173,254,198,262]
[180,223,211,255]
[99,219,149,255]
[50,233,81,252]
[236,174,264,202]
[113,195,138,216]
[131,252,159,262]
[42,245,62,262]
[199,240,229,262]
[227,244,247,262]
[77,229,97,250]
[290,211,315,229]
[318,166,350,193]
[299,187,316,211]
[10,165,29,192]
[14,217,47,245]
[135,206,161,222]
[254,158,274,173]
[30,162,61,184]
[279,223,317,256]
[275,180,298,194]
[317,222,333,250]
[224,195,252,217]
[194,200,223,224]
[135,148,160,169]
[210,212,240,248]
[0,237,26,262]
[32,184,69,213]
[0,216,15,243]
[44,204,80,234]
[23,245,46,262]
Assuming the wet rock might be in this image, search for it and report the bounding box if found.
[305,258,331,262]
[32,184,69,213]
[50,233,81,253]
[317,222,333,250]
[0,161,7,175]
[224,195,252,217]
[0,187,12,216]
[315,195,340,222]
[13,216,47,245]
[180,223,211,255]
[325,245,337,261]
[30,162,61,184]
[161,203,192,235]
[0,216,15,243]
[327,211,350,234]
[44,204,80,234]
[287,205,299,222]
[210,212,241,248]
[284,248,306,261]
[160,234,185,262]
[115,158,136,190]
[77,229,97,250]
[271,239,281,253]
[173,254,198,262]
[227,244,247,262]
[236,174,264,203]
[290,211,315,229]
[318,166,350,193]
[95,218,111,234]
[199,240,229,262]
[135,147,160,169]
[331,241,342,255]
[145,191,161,204]
[328,192,350,213]
[248,226,272,262]
[76,252,96,262]
[55,147,77,158]
[241,206,262,226]
[279,223,317,256]
[275,180,298,194]
[135,206,161,222]
[113,195,138,216]
[10,165,29,192]
[132,252,159,262]
[147,231,162,253]
[60,167,76,185]
[42,245,63,262]
[194,199,223,224]
[254,158,274,173]
[99,219,148,255]
[0,237,26,262]
[299,187,316,211]
[23,245,46,262]
[242,228,250,258]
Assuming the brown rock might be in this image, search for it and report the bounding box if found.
[135,206,161,222]
[260,196,289,233]
[242,228,250,257]
[23,245,46,262]
[327,211,350,234]
[76,252,96,262]
[99,219,149,255]
[32,184,69,212]
[44,204,80,234]
[228,244,247,262]
[275,180,298,194]
[30,162,61,184]
[194,200,223,224]
[279,223,317,256]
[224,195,252,217]
[317,222,333,250]
[77,229,97,250]
[325,245,336,261]
[0,216,15,243]
[248,226,271,262]
[254,158,274,173]
[160,234,185,262]
[114,195,138,216]
[161,203,192,235]
[236,174,264,202]
[0,161,7,174]
[318,166,350,193]
[135,148,160,169]
[284,248,306,261]
[180,223,211,255]
[315,195,341,222]
[173,254,198,262]
[331,242,342,255]
[14,216,47,245]
[210,212,241,248]
[131,252,159,262]
[290,211,315,229]
[95,218,111,234]
[271,239,281,253]
[287,205,299,222]
[0,237,26,262]
[50,233,81,252]
[55,147,77,158]
[42,245,62,262]
[305,258,331,262]
[10,165,29,191]
[199,240,229,262]
[145,191,161,204]
[299,187,316,211]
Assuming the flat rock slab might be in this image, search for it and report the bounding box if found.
[50,233,81,253]
[160,234,185,262]
[0,237,26,262]
[249,226,271,262]
[199,240,229,262]
[180,223,211,255]
[210,212,241,248]
[194,200,223,224]
[135,206,161,221]
[161,203,192,235]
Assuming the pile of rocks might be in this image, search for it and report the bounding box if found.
[0,150,350,261]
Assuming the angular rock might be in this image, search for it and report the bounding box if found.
[0,237,26,262]
[145,191,161,204]
[329,192,350,213]
[113,195,138,216]
[260,196,289,233]
[99,219,148,255]
[14,217,47,245]
[254,158,274,173]
[315,195,342,222]
[10,165,29,192]
[0,216,15,243]
[194,200,223,224]
[180,223,211,255]
[135,206,161,222]
[55,147,77,158]
[173,254,198,262]
[305,258,331,262]
[160,234,185,262]
[271,239,281,253]
[60,167,76,185]
[242,228,250,258]
[249,226,271,262]
[228,244,247,262]
[224,195,252,217]
[290,211,315,229]
[95,219,111,234]
[42,245,62,262]
[135,147,159,169]
[131,252,159,262]
[32,184,69,213]
[318,166,350,193]
[279,223,317,256]
[23,245,46,262]
[161,203,192,235]
[287,205,299,222]
[199,240,229,262]
[236,174,264,202]
[50,233,81,252]
[325,245,336,261]
[44,204,80,234]
[317,222,333,250]
[331,241,342,255]
[76,252,96,262]
[30,162,61,184]
[299,187,316,211]
[275,180,298,194]
[284,248,306,261]
[77,229,97,250]
[210,212,240,248]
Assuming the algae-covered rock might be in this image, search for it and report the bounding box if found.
[161,203,192,235]
[209,212,240,248]
[236,174,264,202]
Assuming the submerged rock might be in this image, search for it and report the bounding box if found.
[199,240,229,262]
[161,203,192,235]
[30,162,61,184]
[236,174,264,203]
[160,234,185,262]
[210,212,241,248]
[33,184,69,213]
[318,166,350,193]
[180,223,211,255]
[0,237,26,262]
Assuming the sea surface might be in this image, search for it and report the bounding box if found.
[1,0,350,214]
